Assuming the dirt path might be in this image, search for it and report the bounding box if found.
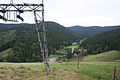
[49,58,58,62]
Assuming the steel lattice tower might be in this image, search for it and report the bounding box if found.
[0,0,50,75]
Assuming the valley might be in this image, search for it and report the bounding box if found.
[0,22,120,80]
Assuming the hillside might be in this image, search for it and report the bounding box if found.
[0,49,14,62]
[82,50,120,62]
[80,28,120,54]
[0,22,81,50]
[68,25,120,37]
[0,23,37,46]
[0,21,81,62]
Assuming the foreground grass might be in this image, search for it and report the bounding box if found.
[0,62,120,80]
[0,63,80,80]
[53,62,120,80]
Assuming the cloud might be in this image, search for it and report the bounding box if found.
[0,0,120,26]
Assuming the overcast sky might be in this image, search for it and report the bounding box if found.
[0,0,120,27]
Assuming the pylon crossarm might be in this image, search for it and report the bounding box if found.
[0,3,43,22]
[0,4,43,12]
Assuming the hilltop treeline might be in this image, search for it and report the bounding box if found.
[80,28,120,54]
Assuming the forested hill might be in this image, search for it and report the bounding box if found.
[68,25,120,37]
[0,22,81,48]
[0,21,81,62]
[80,28,120,54]
[0,23,29,31]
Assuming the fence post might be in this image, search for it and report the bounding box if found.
[112,66,118,80]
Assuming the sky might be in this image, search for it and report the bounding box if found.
[0,0,120,27]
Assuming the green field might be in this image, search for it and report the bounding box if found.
[82,50,120,62]
[0,50,120,80]
[66,45,79,48]
[0,62,120,80]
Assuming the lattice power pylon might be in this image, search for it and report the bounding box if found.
[0,0,50,75]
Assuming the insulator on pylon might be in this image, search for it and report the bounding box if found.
[0,15,7,21]
[0,10,6,13]
[17,15,24,21]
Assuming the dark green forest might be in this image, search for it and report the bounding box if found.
[80,28,120,54]
[0,22,81,62]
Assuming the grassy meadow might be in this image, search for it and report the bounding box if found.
[0,62,120,80]
[66,45,79,49]
[0,50,120,80]
[82,50,120,62]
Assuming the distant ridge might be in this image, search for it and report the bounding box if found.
[68,25,120,37]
